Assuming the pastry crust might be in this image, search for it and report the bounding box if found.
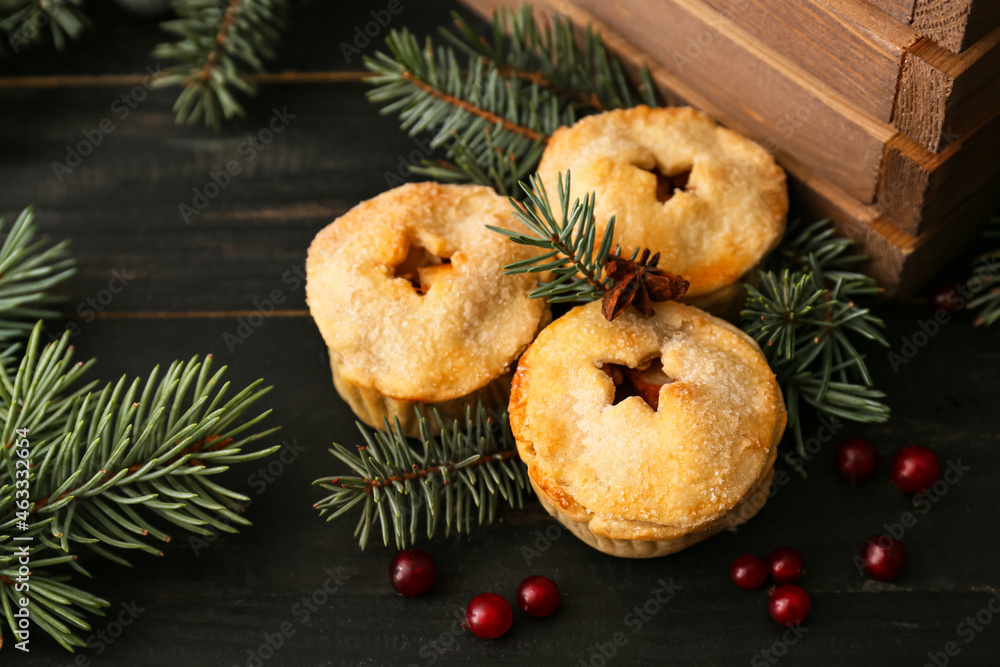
[306,183,549,429]
[510,299,785,554]
[537,106,788,298]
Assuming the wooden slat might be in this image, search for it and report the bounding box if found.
[864,0,1000,52]
[896,27,1000,151]
[501,0,896,201]
[701,0,916,123]
[878,109,1000,234]
[793,161,999,295]
[912,0,1000,52]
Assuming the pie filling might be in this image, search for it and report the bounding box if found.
[601,358,674,410]
[646,166,692,203]
[393,243,451,294]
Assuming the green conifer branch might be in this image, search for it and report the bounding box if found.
[440,5,658,111]
[966,217,1000,326]
[0,0,89,55]
[314,404,529,550]
[0,208,280,650]
[488,170,618,302]
[153,0,289,129]
[365,3,657,194]
[743,220,890,456]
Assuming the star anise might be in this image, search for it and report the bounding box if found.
[601,249,689,321]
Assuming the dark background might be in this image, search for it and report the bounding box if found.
[1,1,998,665]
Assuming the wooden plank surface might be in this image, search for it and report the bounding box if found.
[878,110,1000,234]
[3,1,1000,665]
[896,27,1000,152]
[865,0,1000,52]
[912,0,1000,52]
[701,0,915,124]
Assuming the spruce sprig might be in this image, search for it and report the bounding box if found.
[488,171,617,302]
[153,0,289,129]
[441,5,658,111]
[0,206,76,343]
[966,217,1000,326]
[0,208,280,650]
[365,3,657,193]
[0,0,89,55]
[314,404,528,550]
[743,220,890,453]
[365,28,573,196]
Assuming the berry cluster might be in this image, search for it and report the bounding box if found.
[835,438,941,494]
[730,547,810,626]
[835,438,942,582]
[388,549,559,639]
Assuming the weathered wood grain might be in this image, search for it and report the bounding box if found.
[794,162,999,294]
[701,0,915,123]
[865,0,1000,52]
[912,0,1000,53]
[895,28,1000,152]
[878,110,1000,234]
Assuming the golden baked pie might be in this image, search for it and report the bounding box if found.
[537,105,787,315]
[509,299,786,557]
[306,182,549,436]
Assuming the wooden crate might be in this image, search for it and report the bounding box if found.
[459,0,1000,295]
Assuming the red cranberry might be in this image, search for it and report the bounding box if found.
[466,593,513,639]
[730,555,767,590]
[767,547,804,585]
[516,575,559,617]
[890,446,941,494]
[928,284,960,313]
[835,438,878,483]
[861,535,906,581]
[388,549,437,597]
[768,585,811,626]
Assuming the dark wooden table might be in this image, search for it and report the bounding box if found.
[2,2,998,665]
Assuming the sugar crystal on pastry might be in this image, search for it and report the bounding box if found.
[306,182,549,436]
[537,105,787,316]
[510,299,786,558]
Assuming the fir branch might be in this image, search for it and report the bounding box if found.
[966,217,1000,326]
[0,207,280,650]
[0,206,76,343]
[489,170,616,303]
[153,0,289,129]
[314,404,529,550]
[441,4,658,111]
[0,0,89,56]
[365,3,657,193]
[0,325,280,650]
[743,220,889,456]
[365,28,572,195]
